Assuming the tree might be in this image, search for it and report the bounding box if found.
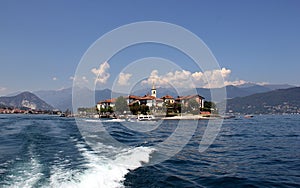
[174,102,181,114]
[99,107,106,114]
[107,106,114,113]
[115,96,129,114]
[129,102,140,115]
[188,99,199,110]
[203,101,216,113]
[140,104,150,115]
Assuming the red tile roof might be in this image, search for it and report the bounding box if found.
[175,94,205,100]
[98,98,116,104]
[140,96,156,100]
[162,95,174,99]
[127,95,141,100]
[128,100,139,106]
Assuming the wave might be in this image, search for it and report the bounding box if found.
[2,145,43,188]
[48,139,155,188]
[83,119,126,123]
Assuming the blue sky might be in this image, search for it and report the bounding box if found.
[0,0,299,95]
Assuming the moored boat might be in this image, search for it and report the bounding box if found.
[137,114,157,121]
[244,115,254,118]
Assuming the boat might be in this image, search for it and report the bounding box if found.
[223,115,236,119]
[59,113,66,117]
[244,115,254,118]
[137,114,157,121]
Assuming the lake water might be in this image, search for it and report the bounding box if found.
[0,114,299,187]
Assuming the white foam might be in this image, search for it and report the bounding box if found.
[102,119,126,123]
[49,141,155,188]
[114,147,154,170]
[83,119,102,123]
[83,118,127,123]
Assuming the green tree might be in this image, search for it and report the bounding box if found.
[188,99,199,111]
[129,102,140,115]
[203,101,216,112]
[107,106,114,113]
[99,107,105,114]
[140,104,150,115]
[115,96,128,114]
[174,103,181,114]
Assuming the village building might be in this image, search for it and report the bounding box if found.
[175,94,205,109]
[96,98,116,111]
[139,95,156,107]
[151,82,157,98]
[127,95,141,107]
[155,98,164,107]
[96,83,205,114]
[161,94,175,104]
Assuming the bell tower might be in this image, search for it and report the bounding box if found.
[151,82,156,98]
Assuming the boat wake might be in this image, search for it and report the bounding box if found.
[2,124,154,188]
[49,140,154,188]
[2,145,43,188]
[83,119,126,123]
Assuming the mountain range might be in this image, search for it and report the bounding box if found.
[3,83,295,112]
[226,87,300,114]
[34,88,73,111]
[193,84,295,101]
[0,92,54,110]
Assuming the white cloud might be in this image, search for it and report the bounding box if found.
[91,61,110,84]
[256,82,269,86]
[141,69,195,88]
[141,68,232,88]
[224,80,270,87]
[69,76,75,80]
[201,68,231,88]
[52,77,57,81]
[224,80,247,86]
[191,72,203,81]
[220,68,231,78]
[118,73,132,86]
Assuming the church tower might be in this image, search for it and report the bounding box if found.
[151,82,157,98]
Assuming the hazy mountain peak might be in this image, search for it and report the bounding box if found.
[0,91,54,110]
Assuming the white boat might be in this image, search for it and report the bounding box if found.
[137,114,157,121]
[244,115,254,118]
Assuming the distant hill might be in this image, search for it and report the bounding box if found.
[34,88,72,111]
[35,87,125,111]
[226,87,300,114]
[95,89,125,101]
[236,83,294,90]
[0,92,54,110]
[183,84,295,102]
[262,84,295,90]
[183,85,272,101]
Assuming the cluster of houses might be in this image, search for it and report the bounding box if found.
[0,108,28,114]
[96,84,205,114]
[0,108,58,115]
